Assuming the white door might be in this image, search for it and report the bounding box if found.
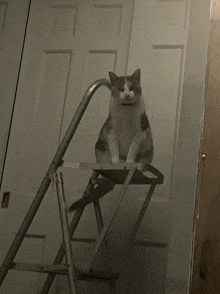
[0,0,133,293]
[0,0,211,293]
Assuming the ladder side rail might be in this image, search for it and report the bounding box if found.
[0,79,111,286]
[47,79,111,174]
[40,171,99,294]
[55,172,77,294]
[93,200,110,250]
[93,200,104,234]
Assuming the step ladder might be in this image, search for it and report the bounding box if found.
[0,79,164,293]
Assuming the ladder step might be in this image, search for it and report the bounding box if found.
[60,162,164,185]
[61,161,141,170]
[9,262,119,282]
[10,262,68,274]
[76,269,120,282]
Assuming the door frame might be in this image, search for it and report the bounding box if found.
[165,0,212,293]
[190,0,220,292]
[0,0,31,188]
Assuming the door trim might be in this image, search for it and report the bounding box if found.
[0,0,31,188]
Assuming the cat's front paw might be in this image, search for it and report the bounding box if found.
[139,162,149,174]
[126,159,135,164]
[111,157,119,164]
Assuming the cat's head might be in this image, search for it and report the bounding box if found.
[109,69,142,106]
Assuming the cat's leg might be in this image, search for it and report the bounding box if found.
[95,149,112,164]
[126,133,144,163]
[107,132,119,163]
[136,146,154,173]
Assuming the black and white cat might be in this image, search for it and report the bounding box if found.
[95,69,154,172]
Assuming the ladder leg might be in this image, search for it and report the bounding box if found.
[85,167,136,270]
[129,182,157,242]
[0,176,51,286]
[40,208,84,294]
[93,199,110,252]
[55,172,77,294]
[93,200,104,233]
[40,171,99,294]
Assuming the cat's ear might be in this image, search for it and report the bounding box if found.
[132,69,141,82]
[109,72,119,85]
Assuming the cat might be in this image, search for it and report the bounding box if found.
[95,69,154,172]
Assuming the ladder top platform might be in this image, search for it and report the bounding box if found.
[60,161,164,185]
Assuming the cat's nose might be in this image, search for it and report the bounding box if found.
[125,93,129,99]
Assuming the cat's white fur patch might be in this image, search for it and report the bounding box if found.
[119,82,135,102]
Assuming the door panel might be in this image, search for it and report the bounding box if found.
[127,0,188,199]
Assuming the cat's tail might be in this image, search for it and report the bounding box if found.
[68,177,114,212]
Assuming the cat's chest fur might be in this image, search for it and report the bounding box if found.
[111,106,142,149]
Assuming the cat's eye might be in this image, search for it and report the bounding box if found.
[130,86,135,91]
[118,87,124,91]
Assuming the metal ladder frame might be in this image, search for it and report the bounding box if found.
[0,79,111,288]
[0,78,164,293]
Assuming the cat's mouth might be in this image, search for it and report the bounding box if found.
[121,102,134,106]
